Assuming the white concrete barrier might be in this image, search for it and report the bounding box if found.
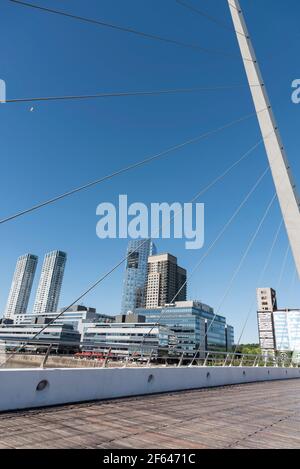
[0,366,300,412]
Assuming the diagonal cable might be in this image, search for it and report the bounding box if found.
[190,190,277,365]
[134,164,272,355]
[2,84,259,105]
[0,137,264,366]
[175,0,246,38]
[0,110,261,225]
[7,0,253,62]
[233,216,284,354]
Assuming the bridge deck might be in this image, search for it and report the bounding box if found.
[0,379,300,449]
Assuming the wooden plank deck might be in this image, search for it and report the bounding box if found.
[0,379,300,449]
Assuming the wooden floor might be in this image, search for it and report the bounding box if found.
[0,379,300,449]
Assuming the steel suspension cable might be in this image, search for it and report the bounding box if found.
[0,110,262,226]
[135,163,272,355]
[190,190,277,365]
[0,137,264,366]
[169,170,273,315]
[7,0,253,62]
[277,244,291,291]
[175,0,247,38]
[2,84,260,105]
[288,267,298,302]
[232,216,284,355]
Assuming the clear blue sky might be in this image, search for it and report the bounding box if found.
[0,0,300,343]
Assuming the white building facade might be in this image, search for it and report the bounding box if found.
[4,254,38,320]
[33,250,67,315]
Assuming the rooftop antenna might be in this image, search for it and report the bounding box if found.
[228,0,300,279]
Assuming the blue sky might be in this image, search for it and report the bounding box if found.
[0,0,300,343]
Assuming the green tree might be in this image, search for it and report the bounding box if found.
[235,344,261,355]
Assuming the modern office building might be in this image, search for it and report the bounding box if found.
[82,319,170,357]
[273,310,300,352]
[0,323,80,353]
[257,288,300,354]
[145,254,187,308]
[226,325,235,352]
[4,254,38,320]
[33,250,67,315]
[14,305,115,339]
[136,301,234,355]
[121,239,156,314]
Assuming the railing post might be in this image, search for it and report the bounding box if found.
[40,344,52,369]
[103,347,112,368]
[229,352,236,367]
[256,355,261,367]
[203,352,210,367]
[238,354,244,367]
[253,355,258,367]
[223,353,230,367]
[178,352,185,368]
[146,349,154,367]
[123,354,129,368]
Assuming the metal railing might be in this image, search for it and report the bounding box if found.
[125,350,297,369]
[0,339,298,369]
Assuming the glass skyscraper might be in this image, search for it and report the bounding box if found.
[136,301,234,354]
[33,250,67,315]
[4,254,38,320]
[121,239,156,314]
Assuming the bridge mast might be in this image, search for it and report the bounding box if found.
[228,0,300,279]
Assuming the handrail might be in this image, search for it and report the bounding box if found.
[1,337,298,369]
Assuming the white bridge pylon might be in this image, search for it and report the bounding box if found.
[228,0,300,279]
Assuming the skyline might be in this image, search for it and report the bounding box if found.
[0,244,190,316]
[1,0,300,342]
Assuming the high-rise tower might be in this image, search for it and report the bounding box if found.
[145,253,187,309]
[33,250,67,314]
[4,254,38,320]
[121,239,156,314]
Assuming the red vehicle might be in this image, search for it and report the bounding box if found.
[74,351,104,360]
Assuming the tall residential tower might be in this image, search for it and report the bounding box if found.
[4,254,38,320]
[145,253,187,309]
[121,239,156,314]
[33,250,67,315]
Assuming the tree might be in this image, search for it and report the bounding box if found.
[234,344,261,355]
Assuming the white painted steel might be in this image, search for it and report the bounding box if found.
[228,0,300,278]
[0,366,299,412]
